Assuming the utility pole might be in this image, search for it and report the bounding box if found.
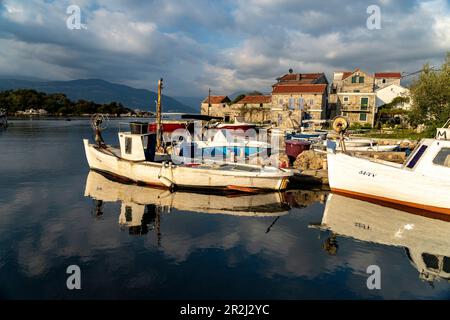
[156,78,163,153]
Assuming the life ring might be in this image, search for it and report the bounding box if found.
[332,116,350,133]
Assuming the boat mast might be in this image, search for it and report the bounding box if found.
[156,78,163,153]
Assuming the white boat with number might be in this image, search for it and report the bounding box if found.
[327,119,450,215]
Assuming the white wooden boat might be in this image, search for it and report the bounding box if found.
[342,138,374,147]
[327,124,450,215]
[317,193,450,282]
[84,170,290,218]
[213,118,257,131]
[325,137,399,151]
[334,142,399,152]
[83,123,292,192]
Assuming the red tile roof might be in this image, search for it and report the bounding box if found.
[272,84,327,94]
[237,95,272,104]
[277,73,324,83]
[342,71,353,79]
[374,72,401,78]
[342,68,360,80]
[202,95,230,104]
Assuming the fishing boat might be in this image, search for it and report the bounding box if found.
[326,138,399,152]
[84,171,291,217]
[315,193,450,282]
[83,127,290,191]
[83,80,292,192]
[0,109,7,129]
[327,117,450,215]
[288,131,328,141]
[212,117,257,131]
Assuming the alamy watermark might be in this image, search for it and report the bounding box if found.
[168,123,281,167]
[66,265,81,290]
[366,265,381,290]
[366,5,381,30]
[66,5,87,30]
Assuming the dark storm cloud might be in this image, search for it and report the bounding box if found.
[0,0,449,95]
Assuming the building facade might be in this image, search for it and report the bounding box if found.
[374,72,402,89]
[271,71,329,129]
[330,69,377,127]
[376,83,411,110]
[233,95,272,123]
[200,95,232,120]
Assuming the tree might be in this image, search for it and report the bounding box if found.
[0,89,133,115]
[231,94,245,104]
[409,52,450,133]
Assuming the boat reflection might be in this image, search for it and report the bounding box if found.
[316,193,450,283]
[84,171,296,238]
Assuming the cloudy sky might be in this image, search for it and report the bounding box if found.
[0,0,449,97]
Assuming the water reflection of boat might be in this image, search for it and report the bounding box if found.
[316,193,450,283]
[84,171,291,220]
[0,109,7,129]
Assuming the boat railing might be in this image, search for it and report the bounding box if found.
[443,118,450,129]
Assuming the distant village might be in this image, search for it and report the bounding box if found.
[201,69,411,130]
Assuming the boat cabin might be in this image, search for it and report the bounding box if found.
[118,122,156,161]
[402,127,450,178]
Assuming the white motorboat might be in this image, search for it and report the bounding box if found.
[317,193,450,282]
[83,121,292,192]
[327,121,450,215]
[84,170,291,218]
[324,137,399,152]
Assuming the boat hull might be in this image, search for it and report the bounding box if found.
[327,152,450,215]
[84,139,291,191]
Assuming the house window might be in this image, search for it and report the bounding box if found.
[343,96,349,102]
[432,148,450,167]
[125,137,132,154]
[351,76,357,83]
[359,113,367,121]
[354,90,360,93]
[289,98,295,109]
[359,76,365,83]
[279,99,283,105]
[309,99,314,106]
[343,112,348,116]
[360,97,369,110]
[223,104,226,108]
[224,115,230,122]
[260,103,263,108]
[382,79,386,83]
[298,98,304,109]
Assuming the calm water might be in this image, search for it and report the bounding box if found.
[1,119,450,299]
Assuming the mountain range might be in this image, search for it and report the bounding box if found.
[0,78,199,113]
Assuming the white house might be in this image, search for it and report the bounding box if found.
[376,83,411,110]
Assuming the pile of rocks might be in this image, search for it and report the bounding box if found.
[293,150,327,170]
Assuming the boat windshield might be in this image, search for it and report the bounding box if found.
[406,145,428,169]
[433,147,450,168]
